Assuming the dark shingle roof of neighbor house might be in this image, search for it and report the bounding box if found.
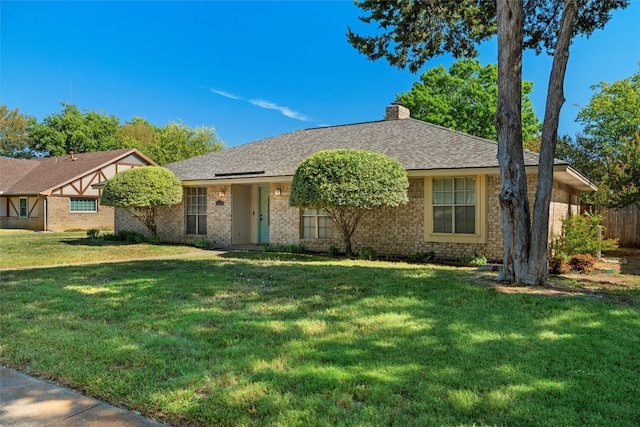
[0,148,154,195]
[166,117,567,181]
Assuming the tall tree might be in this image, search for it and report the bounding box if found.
[397,59,540,141]
[0,105,34,158]
[29,103,120,156]
[152,122,223,165]
[348,0,629,285]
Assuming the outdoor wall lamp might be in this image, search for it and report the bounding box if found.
[274,186,282,196]
[218,189,226,199]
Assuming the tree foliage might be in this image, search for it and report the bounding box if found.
[555,69,640,206]
[348,0,629,285]
[29,103,121,156]
[101,166,183,234]
[118,118,223,165]
[0,105,34,158]
[289,149,409,255]
[3,103,224,163]
[396,59,540,141]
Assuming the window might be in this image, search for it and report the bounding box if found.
[432,177,476,234]
[186,187,207,235]
[70,198,98,213]
[19,198,28,217]
[302,209,332,239]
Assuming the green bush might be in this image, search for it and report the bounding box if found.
[194,238,215,249]
[408,251,436,263]
[359,247,377,261]
[86,229,100,240]
[569,253,596,273]
[554,213,618,257]
[116,230,146,243]
[328,245,339,257]
[262,244,306,254]
[469,254,488,266]
[149,234,161,244]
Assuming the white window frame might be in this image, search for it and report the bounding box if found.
[186,187,207,235]
[69,198,98,213]
[19,197,28,218]
[301,209,333,240]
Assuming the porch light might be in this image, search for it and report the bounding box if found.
[274,187,282,196]
[218,190,226,199]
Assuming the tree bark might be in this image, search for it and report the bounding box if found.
[527,0,578,285]
[495,0,530,283]
[496,0,578,285]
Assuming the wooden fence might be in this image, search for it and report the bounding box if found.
[581,204,640,248]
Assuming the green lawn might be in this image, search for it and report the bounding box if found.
[0,231,203,269]
[1,235,639,426]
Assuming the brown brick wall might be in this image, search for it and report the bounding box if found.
[47,196,114,231]
[122,176,577,259]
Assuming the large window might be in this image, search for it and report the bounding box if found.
[302,209,332,239]
[432,177,476,234]
[19,198,28,217]
[70,198,98,213]
[186,187,207,235]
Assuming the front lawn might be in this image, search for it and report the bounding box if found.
[1,251,639,426]
[0,231,203,269]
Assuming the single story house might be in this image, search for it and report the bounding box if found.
[0,148,155,231]
[116,104,594,260]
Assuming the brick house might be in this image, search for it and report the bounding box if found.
[117,104,594,260]
[0,148,155,231]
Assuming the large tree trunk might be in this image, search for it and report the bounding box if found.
[495,0,578,285]
[527,0,578,285]
[495,0,530,282]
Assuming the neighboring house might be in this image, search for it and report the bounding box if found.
[117,104,594,260]
[0,148,156,231]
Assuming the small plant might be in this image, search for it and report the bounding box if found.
[194,238,214,249]
[86,229,100,240]
[569,253,596,273]
[328,245,339,257]
[149,234,161,244]
[262,244,306,253]
[116,230,146,243]
[102,232,118,241]
[408,251,436,263]
[556,213,618,257]
[548,255,570,274]
[358,247,377,261]
[469,254,488,266]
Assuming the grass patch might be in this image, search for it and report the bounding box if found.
[0,232,203,269]
[1,250,639,426]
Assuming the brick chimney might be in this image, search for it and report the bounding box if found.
[385,102,410,120]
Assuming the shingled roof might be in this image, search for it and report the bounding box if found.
[166,116,567,182]
[0,148,154,195]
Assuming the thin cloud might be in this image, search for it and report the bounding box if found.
[210,89,241,100]
[249,98,310,122]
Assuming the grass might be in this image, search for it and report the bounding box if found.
[1,234,640,426]
[0,231,203,269]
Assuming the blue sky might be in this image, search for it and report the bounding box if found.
[1,1,638,148]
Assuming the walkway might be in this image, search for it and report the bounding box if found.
[0,366,168,426]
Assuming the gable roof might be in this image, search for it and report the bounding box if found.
[166,117,574,181]
[0,148,156,195]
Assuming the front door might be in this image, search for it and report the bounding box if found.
[258,185,270,243]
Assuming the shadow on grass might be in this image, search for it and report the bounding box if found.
[2,256,640,426]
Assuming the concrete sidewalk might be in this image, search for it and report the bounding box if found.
[0,366,168,427]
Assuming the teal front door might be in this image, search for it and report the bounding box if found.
[258,185,270,243]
